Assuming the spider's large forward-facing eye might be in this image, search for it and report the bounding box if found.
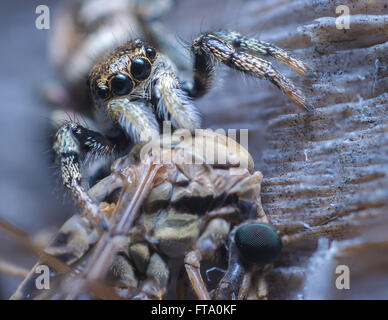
[110,74,133,96]
[235,223,282,265]
[130,58,151,80]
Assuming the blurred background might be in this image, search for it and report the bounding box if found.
[1,0,388,299]
[0,0,72,299]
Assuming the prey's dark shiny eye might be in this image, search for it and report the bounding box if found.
[96,86,110,100]
[110,74,133,96]
[235,223,282,265]
[145,47,156,59]
[130,58,151,80]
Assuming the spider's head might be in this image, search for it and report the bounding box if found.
[87,39,160,143]
[88,38,157,117]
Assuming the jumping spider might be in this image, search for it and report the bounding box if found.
[54,30,310,227]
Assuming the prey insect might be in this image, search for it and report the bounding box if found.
[12,131,282,300]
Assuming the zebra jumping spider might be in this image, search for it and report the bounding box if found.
[53,30,310,227]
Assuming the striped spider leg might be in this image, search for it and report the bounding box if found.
[185,30,311,110]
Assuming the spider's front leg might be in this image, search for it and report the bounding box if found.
[152,57,201,132]
[54,122,116,228]
[185,31,311,110]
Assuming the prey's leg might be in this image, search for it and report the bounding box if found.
[213,236,250,300]
[0,259,29,278]
[184,250,210,300]
[54,122,115,227]
[184,218,230,300]
[186,31,310,110]
[214,221,282,300]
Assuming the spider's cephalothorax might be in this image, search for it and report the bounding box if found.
[88,38,200,143]
[53,30,310,229]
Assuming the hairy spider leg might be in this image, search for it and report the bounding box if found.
[185,31,311,110]
[54,122,116,228]
[105,99,160,143]
[153,55,201,132]
[214,31,308,75]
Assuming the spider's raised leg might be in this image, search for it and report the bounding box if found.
[185,31,311,110]
[54,122,116,227]
[213,31,308,75]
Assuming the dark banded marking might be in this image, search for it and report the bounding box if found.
[171,192,244,216]
[50,232,72,247]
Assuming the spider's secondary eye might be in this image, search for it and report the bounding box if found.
[235,223,282,265]
[110,74,133,96]
[96,86,110,100]
[145,47,156,59]
[130,58,151,80]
